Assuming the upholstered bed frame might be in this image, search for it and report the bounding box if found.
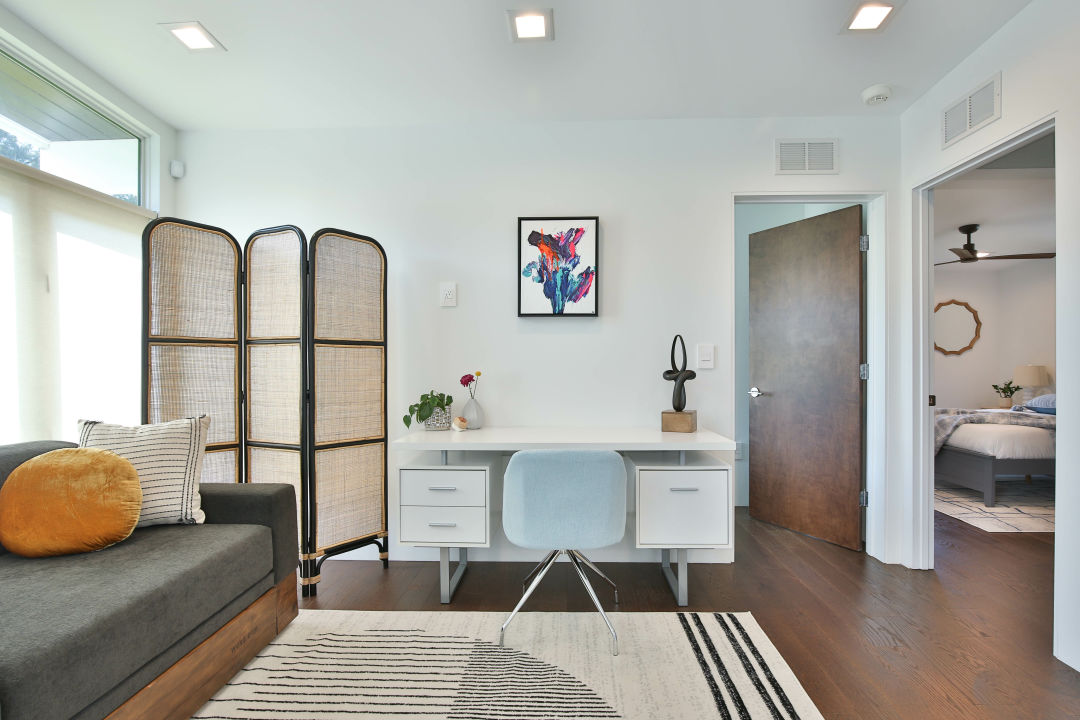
[935,446,1055,506]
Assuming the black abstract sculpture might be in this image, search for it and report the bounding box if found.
[663,334,697,412]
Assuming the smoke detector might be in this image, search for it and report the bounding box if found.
[861,84,891,106]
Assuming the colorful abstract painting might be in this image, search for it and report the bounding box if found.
[518,216,598,316]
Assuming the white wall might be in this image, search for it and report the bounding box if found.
[176,116,899,561]
[932,262,1055,409]
[898,0,1079,668]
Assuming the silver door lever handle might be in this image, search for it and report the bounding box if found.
[748,387,765,398]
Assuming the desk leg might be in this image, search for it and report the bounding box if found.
[440,547,468,604]
[661,548,688,606]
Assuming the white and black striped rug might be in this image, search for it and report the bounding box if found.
[193,610,822,720]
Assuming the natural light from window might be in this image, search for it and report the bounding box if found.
[57,230,141,438]
[0,209,16,443]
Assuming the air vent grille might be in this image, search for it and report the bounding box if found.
[775,138,838,174]
[942,73,1001,147]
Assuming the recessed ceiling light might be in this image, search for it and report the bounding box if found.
[160,21,226,51]
[508,9,554,42]
[848,3,894,31]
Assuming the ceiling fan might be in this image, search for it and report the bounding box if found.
[935,223,1056,266]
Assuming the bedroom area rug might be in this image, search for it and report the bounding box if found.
[192,609,822,720]
[935,478,1055,532]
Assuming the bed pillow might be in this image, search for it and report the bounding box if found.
[0,448,142,557]
[1027,393,1056,409]
[1025,406,1056,415]
[78,416,210,526]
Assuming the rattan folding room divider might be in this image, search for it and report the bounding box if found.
[142,218,388,596]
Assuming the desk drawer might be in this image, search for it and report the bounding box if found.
[400,506,487,545]
[637,469,729,547]
[401,470,487,507]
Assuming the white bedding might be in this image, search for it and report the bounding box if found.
[945,423,1056,459]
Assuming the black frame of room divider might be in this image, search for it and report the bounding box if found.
[141,218,389,597]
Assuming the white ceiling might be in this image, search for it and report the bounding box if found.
[933,167,1055,272]
[0,0,1035,130]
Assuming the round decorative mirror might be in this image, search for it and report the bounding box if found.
[934,299,981,355]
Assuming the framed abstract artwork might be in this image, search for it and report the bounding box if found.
[518,216,599,317]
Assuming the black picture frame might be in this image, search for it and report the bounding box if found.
[517,216,599,317]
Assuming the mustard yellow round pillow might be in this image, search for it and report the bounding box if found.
[0,447,142,557]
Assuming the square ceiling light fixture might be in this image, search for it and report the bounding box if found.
[508,9,554,41]
[847,3,897,31]
[160,21,226,51]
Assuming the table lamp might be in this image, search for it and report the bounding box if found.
[1013,364,1050,404]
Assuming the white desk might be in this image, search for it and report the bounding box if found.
[391,427,735,605]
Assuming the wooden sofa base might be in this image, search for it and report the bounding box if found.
[106,572,299,720]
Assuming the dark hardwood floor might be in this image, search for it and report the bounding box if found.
[301,509,1080,719]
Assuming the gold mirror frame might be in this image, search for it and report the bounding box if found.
[934,299,982,355]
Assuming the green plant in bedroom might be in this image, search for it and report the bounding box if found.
[992,380,1022,398]
[403,390,454,428]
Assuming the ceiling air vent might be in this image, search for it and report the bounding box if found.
[775,138,838,174]
[942,73,1001,148]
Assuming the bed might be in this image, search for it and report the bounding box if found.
[934,404,1056,507]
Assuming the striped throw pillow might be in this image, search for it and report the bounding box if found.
[78,416,210,526]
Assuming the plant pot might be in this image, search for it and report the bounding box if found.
[462,398,484,429]
[998,397,1014,409]
[423,406,452,430]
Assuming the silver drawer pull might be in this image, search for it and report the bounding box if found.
[428,486,458,491]
[670,487,699,492]
[428,522,457,527]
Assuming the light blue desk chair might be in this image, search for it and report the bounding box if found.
[500,449,627,656]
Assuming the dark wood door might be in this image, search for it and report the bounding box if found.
[748,205,864,550]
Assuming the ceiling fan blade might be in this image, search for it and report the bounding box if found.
[934,259,963,266]
[982,253,1056,260]
[949,247,976,260]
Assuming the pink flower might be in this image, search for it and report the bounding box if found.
[460,374,475,388]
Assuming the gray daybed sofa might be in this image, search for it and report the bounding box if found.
[0,441,300,720]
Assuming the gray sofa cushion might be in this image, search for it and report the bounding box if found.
[0,523,273,720]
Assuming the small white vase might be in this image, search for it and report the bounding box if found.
[462,398,484,429]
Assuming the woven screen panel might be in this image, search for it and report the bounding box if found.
[313,345,384,444]
[248,343,301,445]
[247,230,302,339]
[148,222,237,340]
[148,344,237,445]
[249,446,303,548]
[201,449,238,484]
[314,234,383,341]
[315,443,384,550]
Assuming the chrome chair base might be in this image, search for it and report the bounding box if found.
[500,549,619,656]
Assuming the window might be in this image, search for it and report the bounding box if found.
[0,49,141,204]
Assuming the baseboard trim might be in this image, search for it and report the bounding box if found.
[105,572,298,720]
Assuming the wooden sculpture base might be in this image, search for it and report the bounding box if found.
[661,410,697,433]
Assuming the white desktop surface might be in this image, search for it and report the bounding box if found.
[392,426,735,452]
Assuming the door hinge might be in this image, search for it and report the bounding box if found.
[859,490,869,508]
[859,363,869,380]
[239,389,246,405]
[859,235,869,252]
[239,269,246,286]
[929,394,937,407]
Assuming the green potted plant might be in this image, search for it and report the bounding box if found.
[403,390,454,430]
[991,380,1022,409]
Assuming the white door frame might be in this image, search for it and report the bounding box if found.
[732,191,888,560]
[911,118,1056,569]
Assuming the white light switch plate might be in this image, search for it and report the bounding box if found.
[696,343,714,369]
[439,282,457,307]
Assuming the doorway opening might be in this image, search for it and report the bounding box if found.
[733,193,887,556]
[929,131,1056,535]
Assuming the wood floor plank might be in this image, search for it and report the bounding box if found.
[301,509,1080,719]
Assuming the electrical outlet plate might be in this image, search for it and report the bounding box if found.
[696,343,714,369]
[439,282,457,307]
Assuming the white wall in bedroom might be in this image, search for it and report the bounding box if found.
[933,261,1056,408]
[899,0,1079,668]
[174,116,899,561]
